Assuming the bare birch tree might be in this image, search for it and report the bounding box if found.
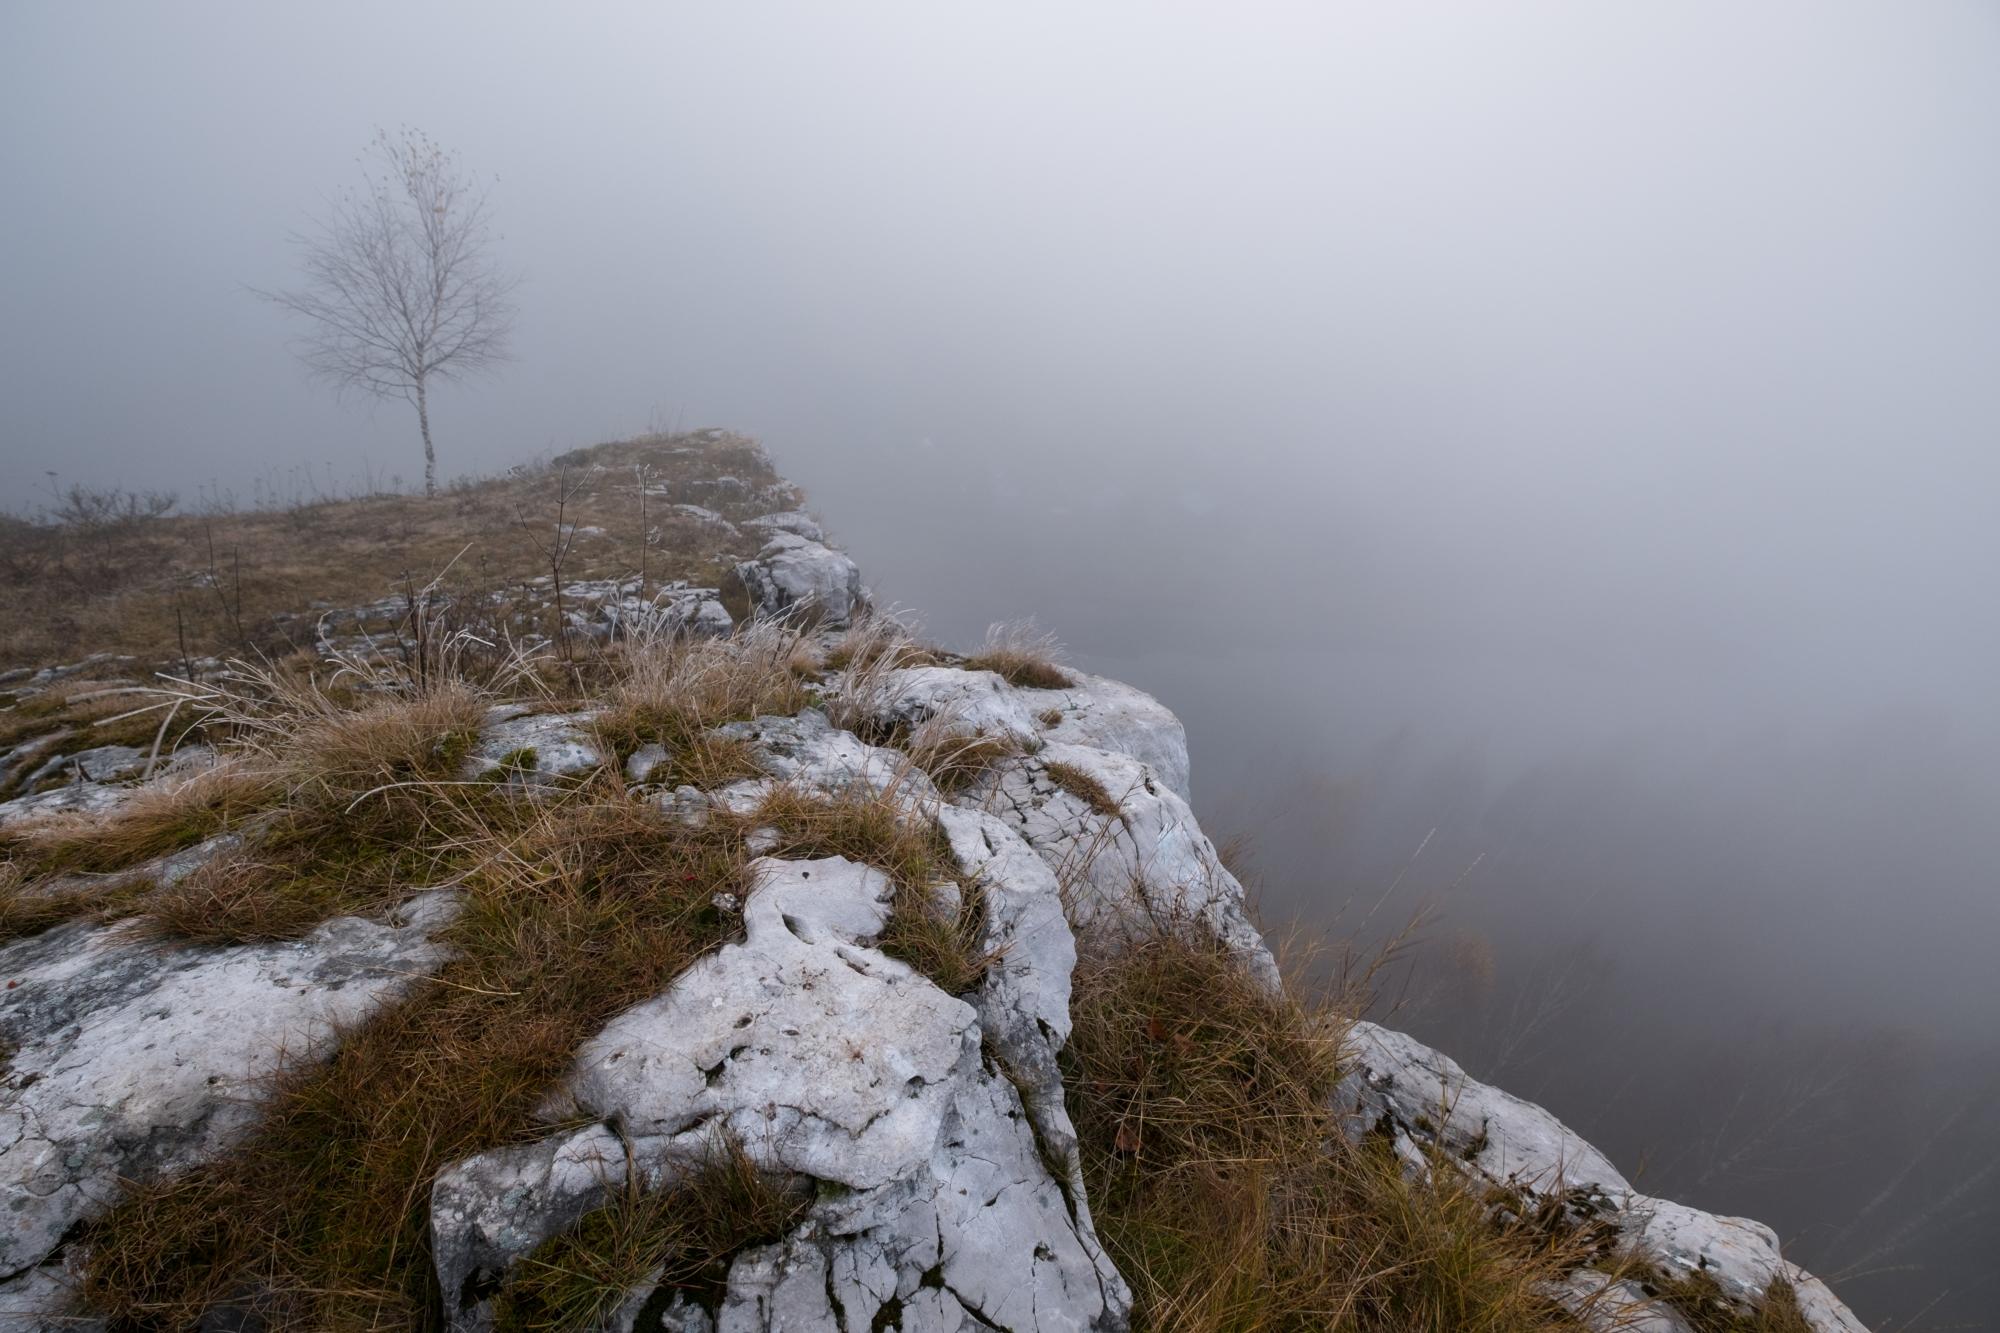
[260,128,516,496]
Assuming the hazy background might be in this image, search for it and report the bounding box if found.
[6,3,1999,1323]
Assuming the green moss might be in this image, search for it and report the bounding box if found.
[476,745,539,782]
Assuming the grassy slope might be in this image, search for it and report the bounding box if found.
[0,431,795,675]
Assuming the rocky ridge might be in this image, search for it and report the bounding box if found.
[0,458,1867,1331]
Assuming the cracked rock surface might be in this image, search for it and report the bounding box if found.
[1337,1020,1867,1332]
[968,742,1278,990]
[733,533,864,627]
[436,849,1125,1332]
[0,890,462,1283]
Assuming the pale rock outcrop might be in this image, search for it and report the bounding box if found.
[1336,1020,1867,1333]
[865,666,1192,803]
[0,891,462,1283]
[734,533,864,627]
[21,742,149,788]
[434,852,1126,1332]
[560,577,735,642]
[460,708,607,785]
[672,503,742,537]
[969,743,1279,990]
[743,510,825,543]
[0,780,128,827]
[0,1256,102,1333]
[717,709,928,801]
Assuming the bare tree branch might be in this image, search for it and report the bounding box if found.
[255,128,517,496]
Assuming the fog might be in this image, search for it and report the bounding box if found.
[6,2,1999,1321]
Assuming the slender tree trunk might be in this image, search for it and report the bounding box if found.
[416,377,437,497]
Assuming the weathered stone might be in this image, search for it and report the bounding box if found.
[717,709,930,801]
[435,853,1124,1332]
[0,891,461,1281]
[972,743,1279,989]
[460,709,606,785]
[23,743,149,788]
[0,781,127,827]
[868,666,1192,803]
[733,534,863,627]
[0,1255,104,1333]
[431,1123,630,1319]
[1334,1020,1868,1333]
[742,511,824,543]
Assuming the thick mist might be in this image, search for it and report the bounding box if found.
[6,3,1999,1321]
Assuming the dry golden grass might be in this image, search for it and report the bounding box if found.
[0,865,156,945]
[0,687,212,801]
[1045,758,1123,818]
[65,623,997,1326]
[0,431,790,674]
[1065,926,1600,1332]
[490,1141,811,1333]
[902,718,1023,795]
[0,760,278,884]
[964,620,1073,691]
[593,620,814,770]
[1607,1263,1815,1333]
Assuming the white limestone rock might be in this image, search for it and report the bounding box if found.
[22,743,149,788]
[434,851,1125,1332]
[0,891,462,1283]
[971,743,1279,990]
[867,666,1192,803]
[1334,1020,1868,1333]
[672,504,742,538]
[461,709,606,786]
[1335,1020,1627,1197]
[431,1123,631,1317]
[734,533,863,628]
[0,1257,103,1333]
[716,709,930,802]
[0,780,127,827]
[743,511,825,543]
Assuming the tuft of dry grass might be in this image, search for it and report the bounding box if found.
[1612,1263,1815,1333]
[903,719,1022,795]
[820,613,944,676]
[747,783,993,995]
[102,685,492,945]
[964,620,1073,691]
[0,865,156,945]
[490,1140,812,1333]
[1045,758,1123,819]
[0,759,278,888]
[594,621,813,772]
[1065,926,1599,1332]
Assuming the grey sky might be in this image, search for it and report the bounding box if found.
[6,4,2000,1318]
